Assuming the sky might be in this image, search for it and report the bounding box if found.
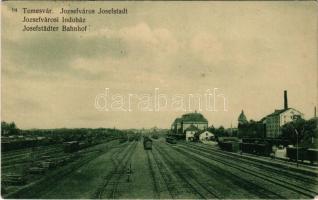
[2,1,317,129]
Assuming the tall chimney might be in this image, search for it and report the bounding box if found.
[315,106,317,118]
[284,90,288,110]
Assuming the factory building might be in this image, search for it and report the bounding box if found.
[238,91,303,138]
[264,90,303,138]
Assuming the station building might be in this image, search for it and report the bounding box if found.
[171,111,208,139]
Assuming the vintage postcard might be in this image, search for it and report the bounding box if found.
[1,1,318,199]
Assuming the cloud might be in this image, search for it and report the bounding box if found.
[3,33,126,78]
[190,32,225,65]
[3,22,180,82]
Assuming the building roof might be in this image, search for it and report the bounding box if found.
[171,118,182,126]
[181,112,208,123]
[194,130,214,137]
[185,124,199,132]
[265,108,303,118]
[266,109,287,117]
[259,116,267,123]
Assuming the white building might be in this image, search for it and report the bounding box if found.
[264,90,304,138]
[265,108,303,138]
[195,130,215,141]
[185,125,199,141]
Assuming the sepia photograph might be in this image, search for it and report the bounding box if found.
[1,1,318,199]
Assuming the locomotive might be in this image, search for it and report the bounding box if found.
[143,136,152,150]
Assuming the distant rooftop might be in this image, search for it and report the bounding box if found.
[181,112,208,123]
[185,124,199,131]
[266,109,287,117]
[266,108,303,118]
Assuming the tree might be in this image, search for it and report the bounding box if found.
[1,121,19,135]
[281,118,317,146]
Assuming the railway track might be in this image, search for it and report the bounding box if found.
[170,145,285,198]
[2,150,64,168]
[2,145,62,158]
[3,139,127,198]
[109,142,133,168]
[174,143,317,199]
[2,148,65,174]
[2,145,63,162]
[93,141,137,199]
[2,140,120,171]
[180,143,318,193]
[145,150,160,199]
[5,147,109,199]
[150,146,182,199]
[187,142,318,178]
[153,143,220,199]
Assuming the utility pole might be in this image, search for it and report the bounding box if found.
[295,129,299,167]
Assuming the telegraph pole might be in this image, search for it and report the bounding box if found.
[295,129,299,167]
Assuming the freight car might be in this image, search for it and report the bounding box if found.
[119,137,128,143]
[286,147,318,164]
[241,143,271,156]
[307,149,318,164]
[166,137,177,144]
[63,141,79,153]
[143,137,152,150]
[219,141,240,152]
[286,147,308,162]
[152,134,159,139]
[63,140,95,153]
[254,143,272,156]
[241,143,255,154]
[1,139,38,151]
